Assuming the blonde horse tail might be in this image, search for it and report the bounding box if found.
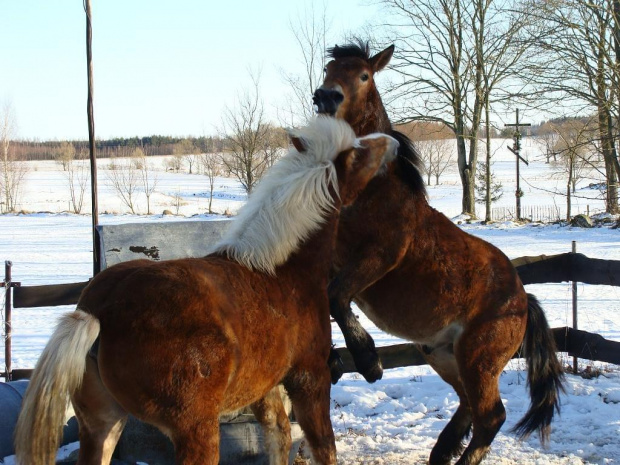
[14,310,100,465]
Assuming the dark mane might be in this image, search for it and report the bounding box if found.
[390,130,427,198]
[327,40,370,61]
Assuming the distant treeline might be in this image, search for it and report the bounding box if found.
[12,117,582,161]
[12,135,225,161]
[397,117,591,139]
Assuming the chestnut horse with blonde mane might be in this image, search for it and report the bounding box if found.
[14,117,398,465]
[314,41,564,465]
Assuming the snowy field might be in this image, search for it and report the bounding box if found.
[1,138,620,464]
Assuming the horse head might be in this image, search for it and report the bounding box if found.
[313,41,394,134]
[288,117,398,206]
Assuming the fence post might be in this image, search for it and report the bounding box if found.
[3,261,13,381]
[572,241,578,373]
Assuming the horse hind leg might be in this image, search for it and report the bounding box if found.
[423,345,472,465]
[250,386,292,465]
[454,381,505,465]
[451,316,525,465]
[71,356,128,465]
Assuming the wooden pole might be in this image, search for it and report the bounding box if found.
[84,0,100,276]
[572,241,578,373]
[3,261,12,381]
[505,109,531,221]
[516,130,521,219]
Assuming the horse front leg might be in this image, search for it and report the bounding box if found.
[329,279,382,383]
[328,253,400,383]
[284,366,336,465]
[328,234,408,383]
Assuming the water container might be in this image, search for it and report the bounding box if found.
[0,380,79,460]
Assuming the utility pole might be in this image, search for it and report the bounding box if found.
[84,0,100,275]
[505,109,531,221]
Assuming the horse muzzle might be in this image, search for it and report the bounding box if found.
[313,87,344,116]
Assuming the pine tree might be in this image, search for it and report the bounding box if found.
[475,161,503,205]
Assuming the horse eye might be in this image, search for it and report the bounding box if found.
[361,73,369,82]
[323,67,327,75]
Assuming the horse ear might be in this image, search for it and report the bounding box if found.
[369,44,394,72]
[335,145,376,206]
[286,128,308,153]
[341,147,360,172]
[290,136,307,153]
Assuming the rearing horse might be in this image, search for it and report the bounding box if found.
[14,117,398,465]
[314,41,564,465]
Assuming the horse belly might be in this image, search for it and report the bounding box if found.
[354,294,463,345]
[220,339,293,413]
[355,297,465,372]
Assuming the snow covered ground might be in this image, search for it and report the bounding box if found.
[1,139,619,464]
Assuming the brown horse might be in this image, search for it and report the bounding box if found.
[13,116,399,465]
[314,41,565,465]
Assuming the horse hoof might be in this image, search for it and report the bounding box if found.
[351,349,384,383]
[330,361,345,384]
[361,361,383,383]
[328,348,345,384]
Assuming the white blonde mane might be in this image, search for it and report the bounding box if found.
[212,116,356,275]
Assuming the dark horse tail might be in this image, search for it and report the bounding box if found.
[512,294,565,444]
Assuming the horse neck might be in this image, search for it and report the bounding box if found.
[280,208,340,282]
[355,89,392,136]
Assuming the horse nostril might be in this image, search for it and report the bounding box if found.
[313,88,342,115]
[313,88,324,98]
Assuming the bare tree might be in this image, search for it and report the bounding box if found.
[168,143,186,173]
[55,141,76,172]
[0,101,27,213]
[173,139,199,174]
[134,147,158,215]
[528,0,620,212]
[428,139,454,185]
[199,152,223,214]
[220,71,271,194]
[171,188,185,215]
[535,122,559,163]
[63,148,89,214]
[399,121,454,185]
[381,0,531,216]
[262,124,288,169]
[475,0,533,221]
[381,0,475,214]
[550,119,596,219]
[106,155,140,214]
[414,138,454,185]
[280,1,330,127]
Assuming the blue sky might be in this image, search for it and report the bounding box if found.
[0,1,378,140]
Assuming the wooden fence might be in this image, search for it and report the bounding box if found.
[3,233,620,381]
[491,204,601,223]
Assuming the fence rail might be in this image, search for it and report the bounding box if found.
[491,204,601,222]
[3,252,620,381]
[334,326,620,373]
[513,252,620,286]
